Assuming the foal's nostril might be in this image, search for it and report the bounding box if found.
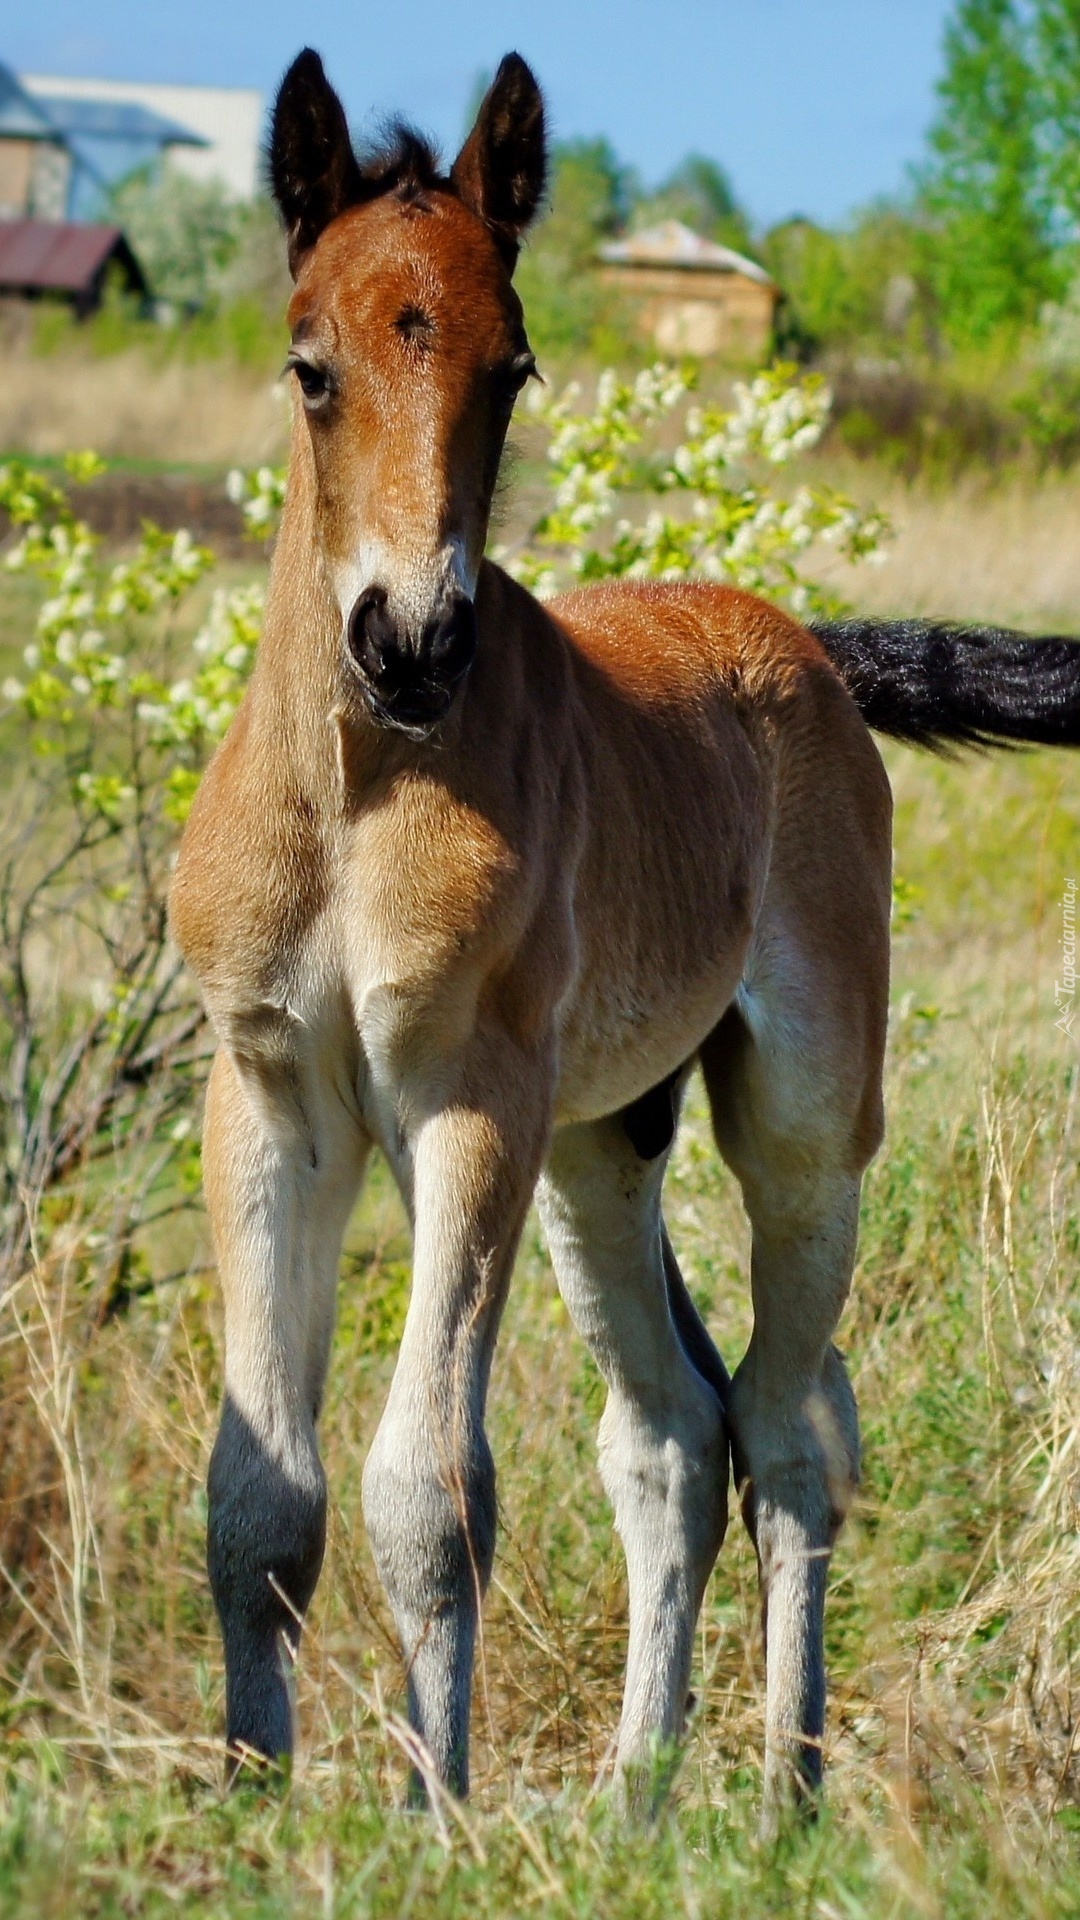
[346,587,400,683]
[345,588,476,729]
[424,597,477,684]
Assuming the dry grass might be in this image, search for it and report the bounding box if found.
[817,461,1080,631]
[0,453,1077,1912]
[0,347,288,466]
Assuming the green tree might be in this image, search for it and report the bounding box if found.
[762,219,860,348]
[634,154,754,254]
[109,166,245,310]
[515,138,638,357]
[1033,0,1080,225]
[916,0,1061,347]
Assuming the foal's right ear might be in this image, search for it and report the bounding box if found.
[451,53,547,268]
[270,49,364,276]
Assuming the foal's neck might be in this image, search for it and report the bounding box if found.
[254,424,479,809]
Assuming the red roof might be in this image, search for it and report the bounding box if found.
[0,219,145,294]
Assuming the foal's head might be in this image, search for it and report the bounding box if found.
[270,50,546,736]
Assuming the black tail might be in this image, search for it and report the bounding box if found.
[808,618,1080,751]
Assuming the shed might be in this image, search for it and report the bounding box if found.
[598,219,778,360]
[0,219,148,315]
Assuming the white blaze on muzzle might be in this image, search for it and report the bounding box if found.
[330,535,475,644]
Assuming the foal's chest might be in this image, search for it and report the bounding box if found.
[334,777,538,1073]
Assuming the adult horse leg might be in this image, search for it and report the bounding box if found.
[701,936,887,1831]
[538,1095,730,1815]
[361,1037,551,1799]
[203,1039,370,1771]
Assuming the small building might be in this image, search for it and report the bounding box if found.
[598,219,778,360]
[0,63,70,220]
[22,91,208,221]
[0,219,148,315]
[21,77,264,202]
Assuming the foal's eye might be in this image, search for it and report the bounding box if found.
[498,350,537,404]
[286,357,331,406]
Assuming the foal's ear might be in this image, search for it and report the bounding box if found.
[270,49,364,276]
[451,53,547,268]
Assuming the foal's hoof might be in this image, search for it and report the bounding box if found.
[615,1737,684,1825]
[758,1764,822,1846]
[223,1741,292,1795]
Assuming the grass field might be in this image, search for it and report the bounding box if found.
[0,459,1078,1914]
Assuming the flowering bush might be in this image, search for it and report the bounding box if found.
[498,361,889,616]
[0,363,886,1295]
[0,455,251,1296]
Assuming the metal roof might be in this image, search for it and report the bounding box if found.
[0,219,146,295]
[0,61,60,141]
[31,95,207,146]
[22,77,264,199]
[599,220,775,286]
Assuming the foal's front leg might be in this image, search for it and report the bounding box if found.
[203,1040,369,1769]
[361,1038,550,1798]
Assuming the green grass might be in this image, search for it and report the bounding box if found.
[0,642,1076,1908]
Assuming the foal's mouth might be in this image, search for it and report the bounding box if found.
[361,680,459,740]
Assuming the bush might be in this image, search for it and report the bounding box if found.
[828,357,1023,478]
[109,168,249,312]
[515,140,640,362]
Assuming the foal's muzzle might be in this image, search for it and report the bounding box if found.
[346,588,477,736]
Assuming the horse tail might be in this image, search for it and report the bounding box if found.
[807,617,1080,752]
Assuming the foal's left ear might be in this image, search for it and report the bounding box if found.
[451,53,547,268]
[270,48,365,276]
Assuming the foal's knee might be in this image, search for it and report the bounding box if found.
[207,1394,327,1762]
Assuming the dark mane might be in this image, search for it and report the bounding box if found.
[264,102,448,240]
[356,120,446,205]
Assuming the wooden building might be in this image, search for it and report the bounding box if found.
[0,63,149,313]
[0,220,147,315]
[598,220,778,360]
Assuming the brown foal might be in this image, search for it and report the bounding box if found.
[169,50,1080,1826]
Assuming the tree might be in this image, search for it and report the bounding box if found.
[1033,0,1080,225]
[916,0,1062,347]
[634,154,754,254]
[515,139,638,356]
[109,167,246,310]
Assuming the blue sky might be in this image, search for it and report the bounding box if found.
[6,1,954,228]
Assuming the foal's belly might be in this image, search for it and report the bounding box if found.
[552,943,747,1126]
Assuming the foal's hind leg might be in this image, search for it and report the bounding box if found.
[203,1039,369,1770]
[702,960,886,1828]
[538,1100,729,1812]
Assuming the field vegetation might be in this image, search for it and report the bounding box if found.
[0,364,1075,1915]
[0,3,1077,1912]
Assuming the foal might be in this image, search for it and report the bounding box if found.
[170,50,1080,1822]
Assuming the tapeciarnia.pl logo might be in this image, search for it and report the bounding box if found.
[1056,878,1077,1038]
